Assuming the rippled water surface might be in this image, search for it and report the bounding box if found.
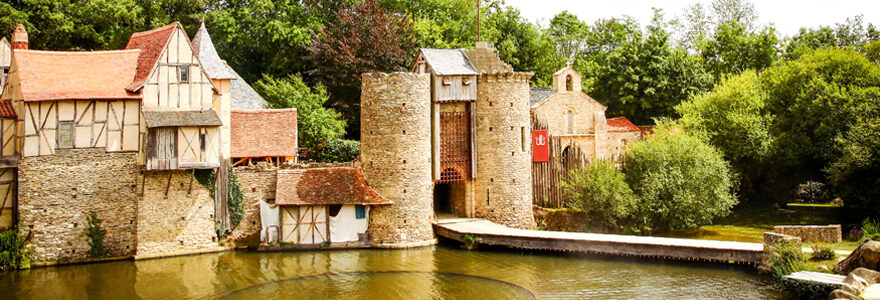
[0,245,783,299]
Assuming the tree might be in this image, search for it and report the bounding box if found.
[253,74,347,155]
[699,22,779,80]
[547,11,587,62]
[623,127,738,234]
[306,0,416,138]
[481,3,557,86]
[675,70,772,198]
[561,160,637,229]
[784,15,880,59]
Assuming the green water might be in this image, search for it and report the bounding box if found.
[1,245,783,299]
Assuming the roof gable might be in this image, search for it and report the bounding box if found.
[411,48,478,75]
[530,88,606,111]
[125,22,217,93]
[191,22,237,80]
[11,50,142,102]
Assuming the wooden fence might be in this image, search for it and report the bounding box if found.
[531,117,590,208]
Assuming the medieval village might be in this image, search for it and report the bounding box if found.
[1,0,880,299]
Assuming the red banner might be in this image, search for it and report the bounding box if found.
[532,130,549,162]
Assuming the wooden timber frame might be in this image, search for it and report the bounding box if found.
[0,168,16,230]
[280,205,330,245]
[531,116,590,208]
[231,156,295,167]
[19,100,141,157]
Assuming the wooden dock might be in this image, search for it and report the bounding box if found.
[785,271,846,286]
[434,218,764,264]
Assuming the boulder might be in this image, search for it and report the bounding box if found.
[829,268,880,300]
[837,240,880,275]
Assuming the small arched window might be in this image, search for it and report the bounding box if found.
[566,110,574,134]
[566,74,573,91]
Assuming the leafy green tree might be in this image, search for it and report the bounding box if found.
[481,3,557,86]
[253,74,346,155]
[547,11,587,61]
[675,70,772,197]
[623,127,738,234]
[784,15,880,59]
[561,160,637,228]
[306,0,416,137]
[313,139,360,163]
[699,22,779,80]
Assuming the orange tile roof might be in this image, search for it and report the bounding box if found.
[607,117,640,132]
[124,23,177,91]
[13,50,142,102]
[231,109,298,158]
[0,101,14,118]
[275,168,392,206]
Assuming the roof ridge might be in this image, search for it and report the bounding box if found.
[14,49,141,55]
[130,22,179,38]
[232,108,298,114]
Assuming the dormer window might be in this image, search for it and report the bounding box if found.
[179,66,189,83]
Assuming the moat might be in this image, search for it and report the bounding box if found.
[1,244,783,299]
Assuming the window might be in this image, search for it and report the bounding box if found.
[57,122,74,149]
[521,127,527,152]
[355,205,366,219]
[566,74,573,91]
[442,77,452,86]
[566,110,574,134]
[179,66,189,83]
[199,132,206,152]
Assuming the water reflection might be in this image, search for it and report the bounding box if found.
[0,245,782,299]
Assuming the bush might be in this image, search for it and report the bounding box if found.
[623,127,738,234]
[86,212,107,258]
[561,160,637,228]
[809,244,836,261]
[0,227,31,271]
[791,181,832,204]
[313,139,359,163]
[768,240,807,281]
[862,219,880,241]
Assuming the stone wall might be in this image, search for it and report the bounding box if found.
[774,225,842,243]
[18,148,139,265]
[360,72,435,247]
[761,232,803,273]
[231,166,277,246]
[136,170,222,259]
[473,73,535,229]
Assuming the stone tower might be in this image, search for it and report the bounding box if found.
[360,72,435,248]
[465,43,535,229]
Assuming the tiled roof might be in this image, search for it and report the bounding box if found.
[415,48,478,75]
[275,168,392,206]
[125,23,177,91]
[607,117,640,132]
[143,110,222,128]
[13,50,142,102]
[529,87,554,107]
[229,67,267,110]
[191,22,237,80]
[0,101,15,118]
[230,109,297,158]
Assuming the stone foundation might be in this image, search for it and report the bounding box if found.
[773,225,842,243]
[17,148,139,265]
[231,166,276,247]
[136,170,222,259]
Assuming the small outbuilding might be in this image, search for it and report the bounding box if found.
[266,167,391,246]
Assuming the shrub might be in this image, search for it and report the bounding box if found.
[561,160,637,228]
[809,244,836,261]
[0,227,31,271]
[227,165,244,230]
[313,139,359,163]
[790,181,833,203]
[862,219,880,241]
[768,239,806,281]
[86,212,107,258]
[623,127,738,234]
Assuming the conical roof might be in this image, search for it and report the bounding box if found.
[192,21,237,80]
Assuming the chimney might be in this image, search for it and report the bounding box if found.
[11,24,28,50]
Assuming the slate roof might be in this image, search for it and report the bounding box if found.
[607,117,640,132]
[529,87,554,107]
[462,44,514,75]
[124,23,177,91]
[191,22,237,80]
[275,168,392,206]
[230,109,297,158]
[0,101,15,118]
[12,50,142,102]
[415,48,478,75]
[142,110,222,128]
[229,67,268,110]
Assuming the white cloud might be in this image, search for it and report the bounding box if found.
[503,0,880,37]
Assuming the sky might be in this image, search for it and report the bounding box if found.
[503,0,880,37]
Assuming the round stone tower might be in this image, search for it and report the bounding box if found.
[473,72,535,229]
[360,72,435,248]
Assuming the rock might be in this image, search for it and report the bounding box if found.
[830,268,880,300]
[837,240,880,274]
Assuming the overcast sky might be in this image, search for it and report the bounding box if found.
[503,0,880,37]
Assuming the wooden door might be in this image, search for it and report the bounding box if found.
[0,168,16,230]
[299,206,328,244]
[147,128,177,170]
[281,206,300,244]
